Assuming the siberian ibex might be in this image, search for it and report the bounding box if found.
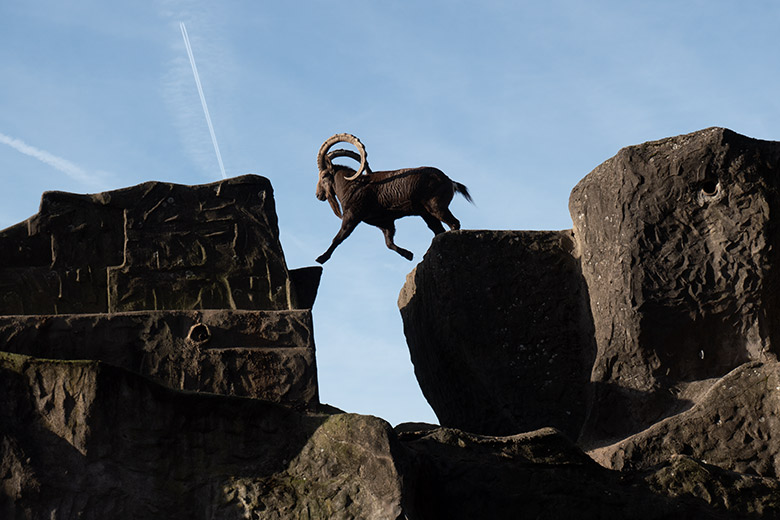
[315,133,472,264]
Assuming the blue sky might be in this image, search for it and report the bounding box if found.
[2,1,779,425]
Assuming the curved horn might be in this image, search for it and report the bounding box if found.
[316,133,369,180]
[327,149,373,174]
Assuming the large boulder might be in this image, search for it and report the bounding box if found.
[0,352,403,520]
[570,127,780,444]
[399,230,595,439]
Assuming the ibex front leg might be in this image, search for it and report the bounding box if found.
[316,216,360,264]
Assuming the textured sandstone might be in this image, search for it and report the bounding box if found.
[7,129,780,517]
[590,361,780,478]
[399,128,780,507]
[0,174,317,314]
[0,175,321,408]
[244,414,405,519]
[0,309,318,408]
[0,353,402,520]
[570,128,780,443]
[396,424,780,519]
[399,229,594,439]
[4,352,775,519]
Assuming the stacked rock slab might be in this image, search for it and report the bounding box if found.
[0,310,317,406]
[0,352,405,519]
[399,128,780,479]
[0,174,320,407]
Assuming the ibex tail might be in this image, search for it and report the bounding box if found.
[454,182,473,204]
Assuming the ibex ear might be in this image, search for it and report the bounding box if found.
[327,191,342,219]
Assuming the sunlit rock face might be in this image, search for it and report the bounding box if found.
[570,127,780,443]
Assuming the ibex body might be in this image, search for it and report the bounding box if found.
[315,133,472,264]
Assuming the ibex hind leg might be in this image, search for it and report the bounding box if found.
[380,223,414,261]
[424,201,461,231]
[421,212,446,235]
[440,208,461,230]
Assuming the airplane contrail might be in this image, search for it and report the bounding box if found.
[180,22,227,180]
[0,132,93,184]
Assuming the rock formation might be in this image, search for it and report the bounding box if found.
[589,361,780,477]
[400,127,780,514]
[0,174,321,408]
[5,131,780,518]
[5,349,775,519]
[0,175,318,314]
[0,352,404,519]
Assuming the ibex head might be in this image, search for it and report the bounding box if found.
[315,133,370,218]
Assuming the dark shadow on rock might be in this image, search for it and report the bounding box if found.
[289,266,323,310]
[0,353,329,519]
[637,303,758,383]
[589,361,780,481]
[399,230,596,441]
[393,426,778,520]
[2,352,407,519]
[578,382,696,449]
